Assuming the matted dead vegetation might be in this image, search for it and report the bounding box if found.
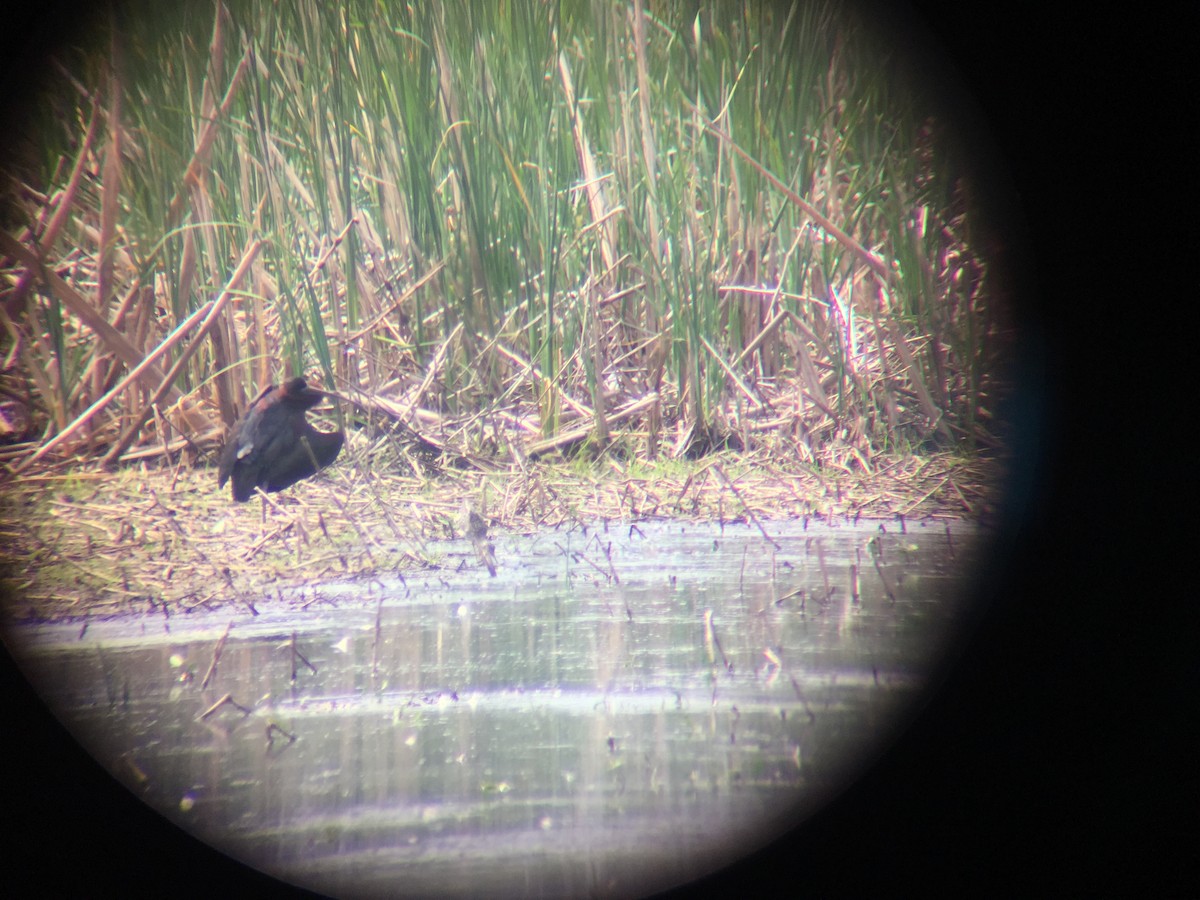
[0,436,999,623]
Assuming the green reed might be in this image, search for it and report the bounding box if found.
[5,0,1003,463]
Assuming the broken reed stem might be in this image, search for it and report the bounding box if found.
[0,231,201,419]
[22,298,220,469]
[164,46,251,228]
[102,238,265,467]
[695,110,893,285]
[7,101,103,311]
[345,261,445,343]
[200,620,233,690]
[713,462,781,550]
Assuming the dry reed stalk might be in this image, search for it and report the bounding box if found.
[525,393,660,459]
[345,262,446,344]
[0,231,211,434]
[101,238,265,466]
[883,314,955,445]
[559,51,616,277]
[492,340,594,420]
[6,104,102,314]
[96,30,124,337]
[164,44,249,228]
[20,295,231,469]
[696,112,892,286]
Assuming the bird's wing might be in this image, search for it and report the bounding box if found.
[217,385,279,487]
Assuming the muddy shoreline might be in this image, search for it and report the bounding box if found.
[1,449,999,623]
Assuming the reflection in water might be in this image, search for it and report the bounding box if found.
[11,518,979,897]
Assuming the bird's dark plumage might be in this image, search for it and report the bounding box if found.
[217,378,344,502]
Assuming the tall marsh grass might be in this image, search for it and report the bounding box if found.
[0,1,1009,473]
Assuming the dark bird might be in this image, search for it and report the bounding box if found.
[217,377,344,502]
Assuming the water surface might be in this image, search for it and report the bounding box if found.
[10,517,981,897]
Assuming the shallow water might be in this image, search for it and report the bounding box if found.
[9,517,981,898]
